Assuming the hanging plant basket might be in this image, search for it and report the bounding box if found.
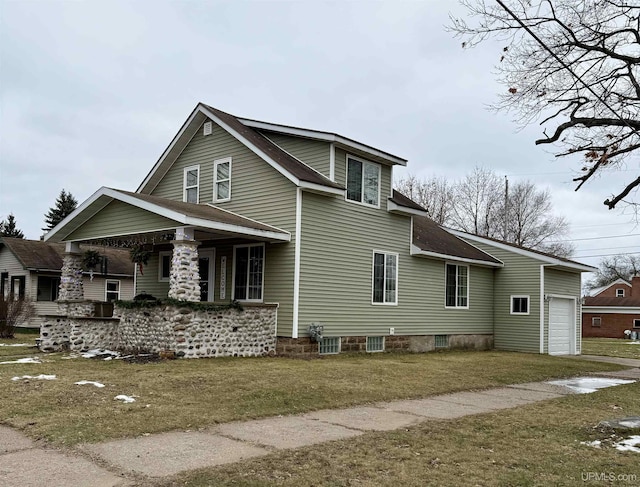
[130,245,151,275]
[83,250,102,281]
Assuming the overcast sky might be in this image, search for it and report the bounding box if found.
[1,0,638,273]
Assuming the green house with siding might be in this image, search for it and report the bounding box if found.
[44,103,594,357]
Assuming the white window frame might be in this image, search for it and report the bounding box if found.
[444,263,469,309]
[366,336,385,353]
[183,164,200,203]
[633,319,640,329]
[592,316,602,327]
[232,243,265,303]
[158,251,172,282]
[371,250,398,306]
[510,295,530,315]
[319,336,341,355]
[345,155,381,208]
[616,288,625,297]
[105,279,121,301]
[213,157,232,203]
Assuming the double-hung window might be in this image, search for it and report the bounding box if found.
[233,244,265,301]
[158,251,171,282]
[183,165,200,203]
[445,263,468,308]
[616,289,625,297]
[105,280,120,302]
[372,251,398,305]
[346,156,380,207]
[214,157,232,202]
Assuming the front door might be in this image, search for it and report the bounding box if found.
[198,250,215,302]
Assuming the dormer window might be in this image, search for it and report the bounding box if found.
[616,289,625,297]
[346,155,380,207]
[183,165,200,203]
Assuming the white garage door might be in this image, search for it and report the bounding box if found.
[548,298,574,355]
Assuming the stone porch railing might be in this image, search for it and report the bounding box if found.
[40,300,278,358]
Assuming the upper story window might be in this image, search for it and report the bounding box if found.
[213,157,232,202]
[445,263,468,308]
[616,288,625,297]
[183,165,200,203]
[372,251,398,305]
[346,155,380,207]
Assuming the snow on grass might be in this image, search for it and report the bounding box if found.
[0,343,30,347]
[11,374,56,381]
[628,341,640,345]
[548,377,635,394]
[580,440,602,448]
[75,380,105,388]
[114,395,136,403]
[0,357,42,365]
[81,349,121,359]
[614,436,640,453]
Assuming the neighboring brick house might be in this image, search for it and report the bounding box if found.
[582,277,640,338]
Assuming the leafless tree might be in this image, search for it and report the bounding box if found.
[449,0,640,210]
[585,254,640,290]
[0,295,35,338]
[395,174,455,225]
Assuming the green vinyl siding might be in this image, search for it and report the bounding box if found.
[544,267,582,354]
[65,200,179,241]
[298,190,494,337]
[134,253,169,299]
[261,132,331,179]
[460,239,542,353]
[149,120,297,334]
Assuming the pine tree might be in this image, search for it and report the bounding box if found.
[43,189,78,231]
[0,214,25,239]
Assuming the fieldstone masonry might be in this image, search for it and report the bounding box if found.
[58,252,84,301]
[168,240,201,302]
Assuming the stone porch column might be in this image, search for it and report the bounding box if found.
[168,227,201,302]
[58,242,84,302]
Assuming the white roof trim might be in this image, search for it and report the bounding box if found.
[587,278,632,296]
[44,186,111,242]
[238,118,407,166]
[300,181,344,196]
[387,199,429,218]
[410,244,504,268]
[46,187,291,243]
[582,306,640,314]
[449,230,596,272]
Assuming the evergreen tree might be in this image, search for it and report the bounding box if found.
[43,189,78,231]
[0,214,25,239]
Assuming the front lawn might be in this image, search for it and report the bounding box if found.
[0,333,627,446]
[582,338,640,360]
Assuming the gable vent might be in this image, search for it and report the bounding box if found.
[203,121,213,136]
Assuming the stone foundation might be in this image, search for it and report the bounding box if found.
[276,334,494,358]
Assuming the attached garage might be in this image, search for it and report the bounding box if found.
[548,297,576,355]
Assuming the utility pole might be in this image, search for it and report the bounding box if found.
[503,175,509,241]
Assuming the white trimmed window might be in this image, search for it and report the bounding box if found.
[616,288,625,297]
[319,337,341,355]
[183,165,200,203]
[510,295,529,315]
[105,280,120,302]
[346,155,380,207]
[233,243,265,302]
[633,319,640,328]
[158,251,171,282]
[592,317,601,327]
[445,263,468,308]
[37,276,60,302]
[366,336,385,352]
[372,251,398,305]
[213,157,232,202]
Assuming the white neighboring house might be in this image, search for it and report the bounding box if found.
[0,237,134,327]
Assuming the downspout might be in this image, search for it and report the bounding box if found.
[292,188,302,339]
[539,264,549,354]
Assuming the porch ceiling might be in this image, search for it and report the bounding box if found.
[44,187,291,245]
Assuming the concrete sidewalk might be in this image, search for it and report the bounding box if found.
[1,366,638,486]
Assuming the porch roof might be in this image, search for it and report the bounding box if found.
[44,187,292,244]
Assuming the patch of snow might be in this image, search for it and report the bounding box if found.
[627,341,640,345]
[11,374,56,381]
[614,436,640,453]
[548,377,635,394]
[580,440,602,448]
[114,395,135,403]
[0,357,42,365]
[81,349,121,359]
[75,380,105,388]
[619,419,640,428]
[0,343,30,347]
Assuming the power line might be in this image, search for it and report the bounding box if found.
[574,245,640,253]
[573,252,640,259]
[549,233,640,243]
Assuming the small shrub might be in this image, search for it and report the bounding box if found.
[0,294,35,338]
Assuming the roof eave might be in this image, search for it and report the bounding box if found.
[410,244,504,268]
[387,199,429,218]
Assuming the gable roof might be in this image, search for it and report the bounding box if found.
[44,187,291,244]
[411,216,503,267]
[137,103,345,196]
[583,296,640,307]
[449,230,596,273]
[587,278,632,297]
[0,237,133,276]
